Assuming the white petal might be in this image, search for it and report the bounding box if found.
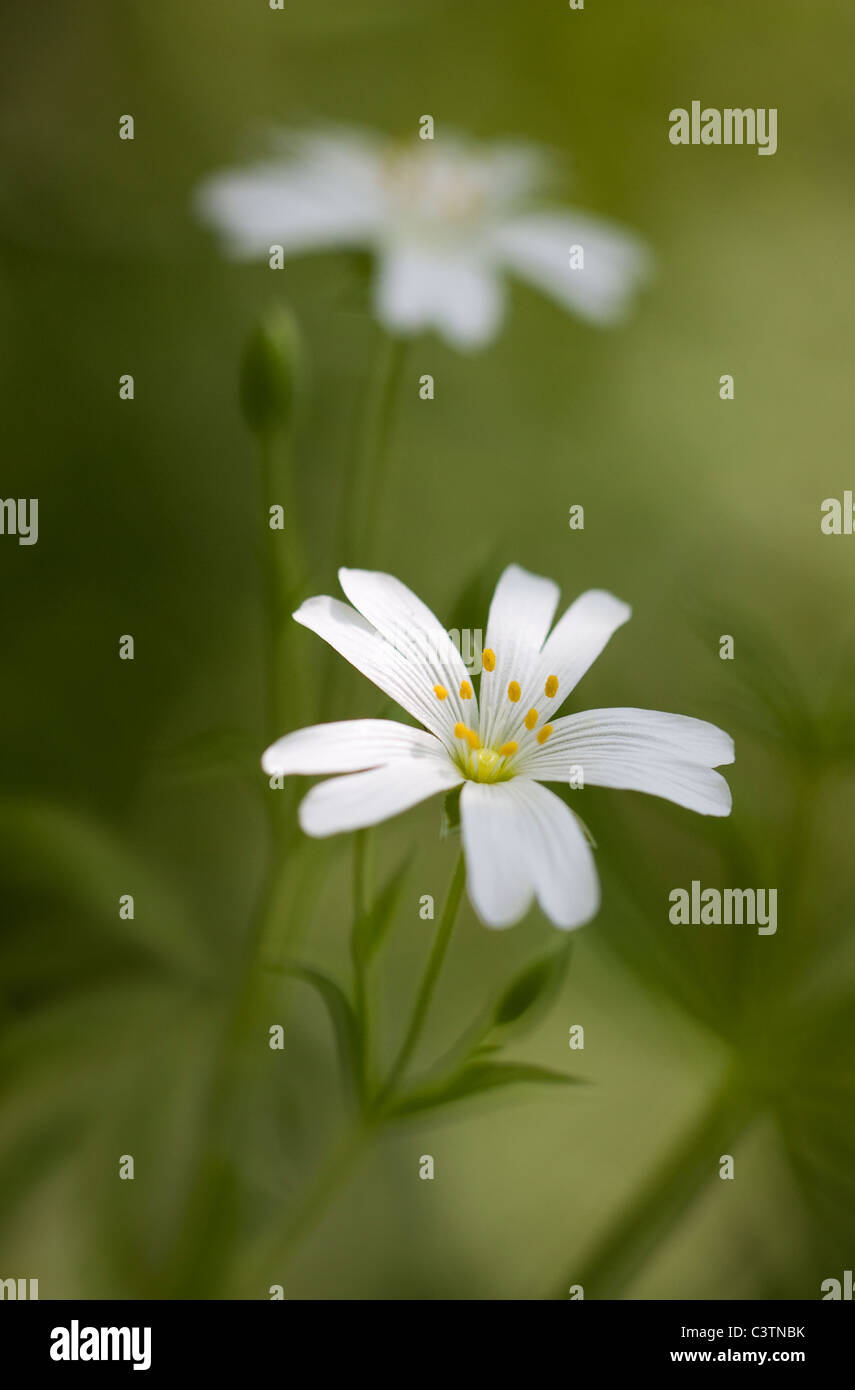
[545,708,735,766]
[461,779,599,930]
[526,707,734,816]
[299,759,462,837]
[521,590,631,728]
[491,211,650,324]
[418,137,548,219]
[195,132,385,257]
[293,595,458,749]
[338,569,476,733]
[261,719,440,776]
[459,782,534,928]
[374,245,504,349]
[479,564,559,748]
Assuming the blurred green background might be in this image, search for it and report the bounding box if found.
[2,0,854,1299]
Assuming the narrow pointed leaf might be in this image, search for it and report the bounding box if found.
[386,1060,581,1118]
[492,945,572,1033]
[264,962,361,1104]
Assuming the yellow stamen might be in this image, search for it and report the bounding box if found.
[524,708,538,731]
[545,674,559,699]
[455,722,481,750]
[507,680,521,703]
[499,741,518,757]
[434,684,448,701]
[482,648,496,672]
[459,679,472,700]
[536,724,553,745]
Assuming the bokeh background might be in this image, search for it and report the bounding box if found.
[1,0,854,1299]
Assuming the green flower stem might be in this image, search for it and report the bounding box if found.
[351,828,374,1087]
[284,1122,372,1251]
[259,430,306,757]
[334,330,407,572]
[246,853,464,1287]
[168,426,314,1295]
[360,335,408,566]
[380,850,466,1100]
[244,1121,374,1291]
[550,1062,753,1300]
[252,426,309,957]
[322,331,407,722]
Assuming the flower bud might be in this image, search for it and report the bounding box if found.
[239,305,301,438]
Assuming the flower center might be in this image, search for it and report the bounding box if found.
[382,148,492,240]
[452,725,518,783]
[434,651,558,782]
[460,744,515,784]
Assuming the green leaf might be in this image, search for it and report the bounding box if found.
[440,786,462,839]
[386,1060,581,1118]
[492,944,572,1033]
[352,853,412,967]
[263,962,361,1105]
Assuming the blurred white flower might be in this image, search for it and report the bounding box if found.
[262,565,733,930]
[196,129,650,350]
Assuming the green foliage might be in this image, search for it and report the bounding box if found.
[351,852,412,968]
[264,963,362,1108]
[385,1060,581,1119]
[440,786,462,839]
[491,944,571,1032]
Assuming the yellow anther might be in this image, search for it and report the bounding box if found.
[536,724,554,745]
[455,722,480,750]
[507,680,521,703]
[499,741,518,758]
[524,708,538,731]
[459,679,473,700]
[545,674,559,699]
[434,684,448,700]
[482,648,496,672]
[454,721,466,738]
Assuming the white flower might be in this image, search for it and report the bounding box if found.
[195,128,650,350]
[262,565,734,931]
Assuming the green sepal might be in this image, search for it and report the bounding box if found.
[440,785,462,839]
